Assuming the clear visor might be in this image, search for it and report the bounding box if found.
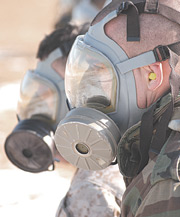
[65,36,117,113]
[17,70,59,121]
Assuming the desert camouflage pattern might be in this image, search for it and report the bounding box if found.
[56,165,125,217]
[121,119,180,217]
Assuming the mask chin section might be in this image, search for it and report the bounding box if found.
[4,118,56,173]
[54,107,121,171]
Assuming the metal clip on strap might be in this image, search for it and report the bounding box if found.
[117,1,129,15]
[153,45,170,62]
[144,0,159,13]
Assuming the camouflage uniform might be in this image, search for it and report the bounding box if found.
[120,96,180,217]
[56,165,126,217]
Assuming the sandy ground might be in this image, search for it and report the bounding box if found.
[0,1,76,216]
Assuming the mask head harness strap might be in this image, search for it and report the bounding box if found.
[117,1,140,41]
[116,0,159,42]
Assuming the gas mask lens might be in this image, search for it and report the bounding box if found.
[65,36,117,113]
[17,70,59,121]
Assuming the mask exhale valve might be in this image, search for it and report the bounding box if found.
[54,107,121,170]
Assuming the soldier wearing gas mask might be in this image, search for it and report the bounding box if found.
[54,0,180,216]
[4,24,85,172]
[4,23,126,217]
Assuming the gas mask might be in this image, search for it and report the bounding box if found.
[5,48,68,173]
[54,0,180,171]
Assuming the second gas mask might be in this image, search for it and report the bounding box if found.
[5,48,68,172]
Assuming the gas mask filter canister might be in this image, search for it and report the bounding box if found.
[5,119,57,173]
[55,107,120,170]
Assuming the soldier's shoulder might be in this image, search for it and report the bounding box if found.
[151,130,180,185]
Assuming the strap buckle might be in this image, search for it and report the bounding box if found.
[117,1,130,15]
[153,45,170,62]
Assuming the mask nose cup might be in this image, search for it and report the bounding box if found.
[55,107,121,170]
[4,119,56,173]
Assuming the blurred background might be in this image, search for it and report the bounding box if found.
[0,0,76,216]
[0,0,111,216]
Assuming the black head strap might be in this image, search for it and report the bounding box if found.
[138,103,156,173]
[116,0,160,41]
[117,1,140,41]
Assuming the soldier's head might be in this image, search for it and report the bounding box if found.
[92,0,180,109]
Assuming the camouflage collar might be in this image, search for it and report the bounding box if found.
[117,92,180,178]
